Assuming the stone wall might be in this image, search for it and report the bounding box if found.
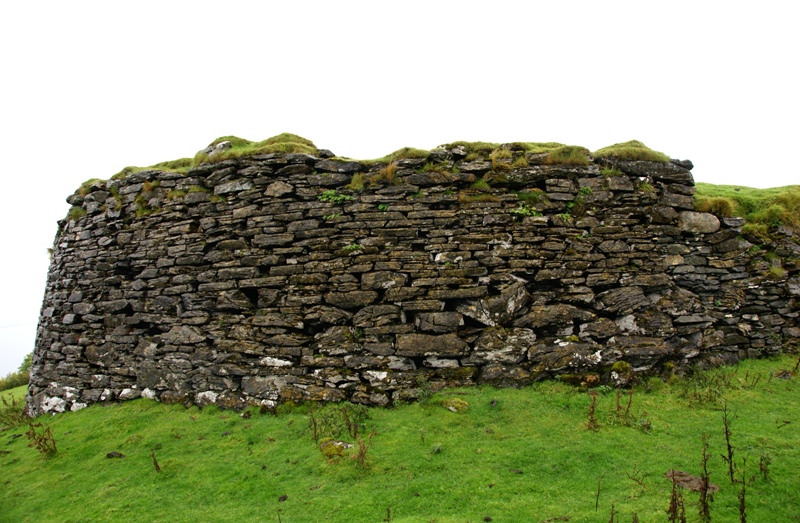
[28,146,800,415]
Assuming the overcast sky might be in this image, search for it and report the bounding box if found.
[0,1,797,375]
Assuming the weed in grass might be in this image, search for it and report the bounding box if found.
[679,366,733,407]
[415,375,433,405]
[352,430,376,469]
[0,394,28,429]
[383,506,392,522]
[699,433,713,523]
[150,449,161,472]
[721,404,737,483]
[587,390,600,431]
[667,473,687,523]
[608,501,617,522]
[25,422,57,457]
[626,465,646,487]
[595,476,602,511]
[758,453,771,482]
[308,403,370,444]
[738,456,748,523]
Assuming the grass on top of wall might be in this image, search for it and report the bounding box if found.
[3,354,800,522]
[593,140,671,163]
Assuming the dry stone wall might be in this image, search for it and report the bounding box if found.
[28,147,800,415]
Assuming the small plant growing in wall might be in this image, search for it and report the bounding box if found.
[68,206,87,221]
[318,190,353,205]
[509,203,542,218]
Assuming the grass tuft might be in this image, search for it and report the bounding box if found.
[594,140,670,163]
[545,145,592,166]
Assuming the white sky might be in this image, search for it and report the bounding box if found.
[0,1,797,375]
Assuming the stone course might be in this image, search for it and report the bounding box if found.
[28,146,800,415]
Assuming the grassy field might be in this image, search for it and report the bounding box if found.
[2,355,799,522]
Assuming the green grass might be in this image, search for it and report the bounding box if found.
[594,140,670,163]
[545,145,592,166]
[3,355,800,522]
[695,184,800,241]
[192,133,318,166]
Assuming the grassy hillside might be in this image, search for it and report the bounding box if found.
[3,355,800,522]
[694,183,800,242]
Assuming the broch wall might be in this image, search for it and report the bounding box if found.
[27,146,800,415]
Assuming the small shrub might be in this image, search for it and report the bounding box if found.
[25,422,57,457]
[0,394,29,429]
[352,430,376,469]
